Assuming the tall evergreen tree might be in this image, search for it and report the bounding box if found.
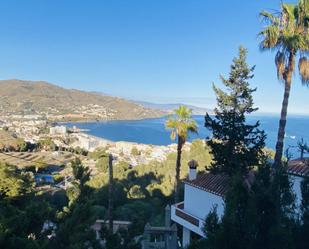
[214,173,251,249]
[205,46,266,176]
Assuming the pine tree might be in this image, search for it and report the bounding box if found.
[205,46,266,176]
[217,174,251,249]
[202,162,297,249]
[250,165,296,249]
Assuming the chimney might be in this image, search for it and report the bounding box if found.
[165,205,171,227]
[188,160,198,181]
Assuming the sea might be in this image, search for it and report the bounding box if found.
[65,115,309,158]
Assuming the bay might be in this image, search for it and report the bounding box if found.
[65,115,309,158]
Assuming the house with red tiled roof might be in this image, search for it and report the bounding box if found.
[171,159,309,248]
[288,158,309,208]
[171,161,229,247]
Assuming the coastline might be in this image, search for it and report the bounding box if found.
[55,114,168,125]
[59,115,309,156]
[68,128,182,166]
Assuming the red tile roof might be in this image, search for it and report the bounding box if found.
[183,161,308,198]
[183,173,230,197]
[287,159,309,176]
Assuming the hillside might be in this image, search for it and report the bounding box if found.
[0,80,164,121]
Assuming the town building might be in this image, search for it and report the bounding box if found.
[75,133,100,151]
[171,159,309,248]
[91,220,132,246]
[49,125,67,136]
[142,205,178,249]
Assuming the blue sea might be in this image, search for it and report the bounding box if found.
[65,115,309,158]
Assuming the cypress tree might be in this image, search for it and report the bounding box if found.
[205,46,266,176]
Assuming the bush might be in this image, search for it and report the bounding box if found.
[127,185,146,199]
[53,174,64,184]
[131,147,140,156]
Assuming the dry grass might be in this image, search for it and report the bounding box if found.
[0,130,19,150]
[0,151,80,169]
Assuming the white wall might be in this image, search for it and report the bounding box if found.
[290,175,303,210]
[184,184,224,220]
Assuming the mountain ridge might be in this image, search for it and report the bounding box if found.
[0,79,164,121]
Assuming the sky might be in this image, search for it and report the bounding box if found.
[0,0,307,115]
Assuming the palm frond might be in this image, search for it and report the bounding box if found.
[170,130,176,141]
[299,56,309,85]
[174,105,193,119]
[165,118,177,129]
[260,11,280,25]
[275,51,286,80]
[259,25,280,49]
[165,105,198,142]
[282,4,297,25]
[187,120,198,133]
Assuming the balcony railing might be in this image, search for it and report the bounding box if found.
[171,202,206,237]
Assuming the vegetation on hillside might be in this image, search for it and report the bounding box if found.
[0,139,211,249]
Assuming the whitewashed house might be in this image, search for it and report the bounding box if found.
[49,125,67,136]
[288,158,309,209]
[171,159,309,248]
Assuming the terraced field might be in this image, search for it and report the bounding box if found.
[0,151,79,168]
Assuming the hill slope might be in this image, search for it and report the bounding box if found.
[0,80,164,121]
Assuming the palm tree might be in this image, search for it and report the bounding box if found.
[259,0,309,167]
[165,106,198,202]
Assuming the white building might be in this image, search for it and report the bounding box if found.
[76,134,100,151]
[50,125,67,136]
[171,159,309,248]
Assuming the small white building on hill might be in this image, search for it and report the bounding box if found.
[171,159,309,248]
[50,125,67,136]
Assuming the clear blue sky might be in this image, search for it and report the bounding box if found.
[0,0,307,114]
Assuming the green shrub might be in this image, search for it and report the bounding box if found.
[53,174,64,184]
[131,146,140,156]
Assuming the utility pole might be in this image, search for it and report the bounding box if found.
[108,153,114,233]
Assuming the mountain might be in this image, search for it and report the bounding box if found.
[0,80,164,121]
[133,101,213,115]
